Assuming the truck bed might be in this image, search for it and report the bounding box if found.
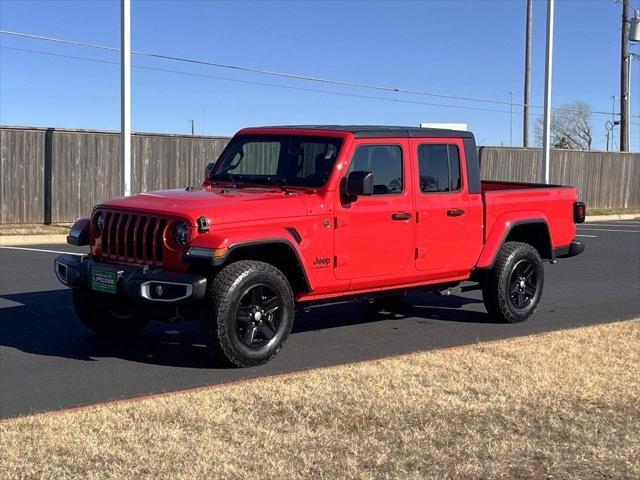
[481,180,578,249]
[481,180,569,192]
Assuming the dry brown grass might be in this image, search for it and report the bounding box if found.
[586,207,639,216]
[2,319,639,480]
[0,223,72,236]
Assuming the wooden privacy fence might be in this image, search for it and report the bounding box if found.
[479,147,640,210]
[1,126,639,223]
[1,126,229,223]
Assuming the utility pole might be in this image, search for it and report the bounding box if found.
[621,0,630,152]
[541,0,555,184]
[523,0,533,147]
[188,119,195,135]
[121,0,131,196]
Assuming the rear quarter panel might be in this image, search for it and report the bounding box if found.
[477,183,577,268]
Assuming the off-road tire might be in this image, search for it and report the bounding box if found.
[482,241,544,323]
[73,289,149,337]
[202,260,295,367]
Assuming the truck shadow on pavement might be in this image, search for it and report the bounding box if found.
[0,289,489,369]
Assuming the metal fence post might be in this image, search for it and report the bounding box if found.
[43,128,53,224]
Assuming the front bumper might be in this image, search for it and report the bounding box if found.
[554,241,586,259]
[54,254,207,303]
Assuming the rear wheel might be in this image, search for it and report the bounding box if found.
[202,260,294,367]
[482,242,544,323]
[73,289,149,337]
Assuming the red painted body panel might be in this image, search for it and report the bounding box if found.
[410,137,484,278]
[88,127,581,303]
[476,182,577,268]
[333,138,414,285]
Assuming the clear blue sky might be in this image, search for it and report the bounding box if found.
[1,0,639,150]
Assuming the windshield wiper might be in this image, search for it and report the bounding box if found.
[211,172,242,189]
[261,176,292,195]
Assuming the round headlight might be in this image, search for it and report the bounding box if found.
[95,212,105,233]
[173,221,191,246]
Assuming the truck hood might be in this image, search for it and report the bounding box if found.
[98,186,311,225]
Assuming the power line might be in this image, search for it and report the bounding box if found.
[16,43,640,130]
[4,44,638,128]
[0,45,523,116]
[0,28,629,119]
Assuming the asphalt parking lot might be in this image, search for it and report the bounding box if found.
[1,220,638,419]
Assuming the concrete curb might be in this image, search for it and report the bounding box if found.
[0,234,68,246]
[585,214,639,222]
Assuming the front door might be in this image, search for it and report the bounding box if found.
[334,139,414,281]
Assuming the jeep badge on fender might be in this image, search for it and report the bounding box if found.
[313,257,331,267]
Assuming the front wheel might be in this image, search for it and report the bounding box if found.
[202,260,295,367]
[482,242,544,323]
[73,289,149,337]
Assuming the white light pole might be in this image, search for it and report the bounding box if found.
[629,9,640,152]
[523,0,533,147]
[121,0,131,196]
[541,0,554,184]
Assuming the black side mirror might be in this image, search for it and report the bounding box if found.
[343,170,374,197]
[204,162,215,179]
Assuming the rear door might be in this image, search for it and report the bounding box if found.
[411,138,477,276]
[334,139,414,281]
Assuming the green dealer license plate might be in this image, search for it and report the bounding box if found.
[91,268,117,294]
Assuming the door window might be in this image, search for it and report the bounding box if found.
[418,144,461,193]
[348,145,403,194]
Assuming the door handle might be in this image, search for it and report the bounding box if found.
[392,212,412,221]
[447,209,466,217]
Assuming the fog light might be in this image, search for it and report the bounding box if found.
[140,281,193,302]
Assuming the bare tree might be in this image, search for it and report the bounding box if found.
[535,101,593,150]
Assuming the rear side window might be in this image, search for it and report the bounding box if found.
[348,145,403,195]
[418,144,462,193]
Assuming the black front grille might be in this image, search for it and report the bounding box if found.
[100,211,167,265]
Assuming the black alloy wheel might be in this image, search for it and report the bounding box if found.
[508,259,539,310]
[235,283,283,349]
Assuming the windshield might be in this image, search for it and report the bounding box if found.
[210,135,343,188]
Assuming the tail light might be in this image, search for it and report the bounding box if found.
[573,201,586,224]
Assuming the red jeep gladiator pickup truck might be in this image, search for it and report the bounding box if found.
[55,126,585,367]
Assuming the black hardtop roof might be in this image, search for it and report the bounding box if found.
[248,125,474,139]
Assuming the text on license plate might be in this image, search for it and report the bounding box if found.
[91,268,117,294]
